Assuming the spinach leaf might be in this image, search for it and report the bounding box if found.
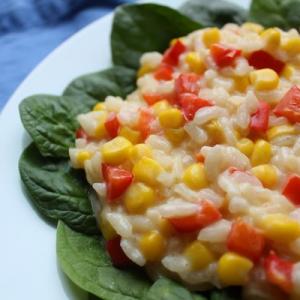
[19,144,97,234]
[210,288,241,300]
[57,221,151,300]
[180,0,246,27]
[19,94,90,158]
[111,3,201,69]
[249,0,300,30]
[64,66,136,103]
[143,277,206,300]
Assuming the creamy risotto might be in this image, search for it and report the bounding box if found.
[69,22,300,299]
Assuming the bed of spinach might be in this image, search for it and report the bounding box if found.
[18,0,300,299]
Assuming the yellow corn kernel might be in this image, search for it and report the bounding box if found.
[258,214,300,242]
[281,37,300,54]
[94,111,108,138]
[164,128,186,145]
[182,163,208,190]
[93,102,105,111]
[251,139,272,166]
[261,28,281,48]
[236,138,254,157]
[251,164,278,188]
[151,100,171,116]
[129,144,152,164]
[249,68,279,91]
[267,125,296,141]
[101,136,132,165]
[119,126,141,144]
[76,151,91,167]
[282,64,294,80]
[159,108,184,129]
[185,52,205,74]
[202,27,220,48]
[217,252,253,286]
[242,22,264,33]
[124,182,156,214]
[205,120,224,144]
[139,231,166,261]
[99,215,117,240]
[233,76,249,92]
[133,157,163,186]
[184,241,215,270]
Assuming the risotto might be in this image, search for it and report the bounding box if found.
[69,23,300,298]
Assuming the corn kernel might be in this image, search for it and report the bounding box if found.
[139,231,166,261]
[129,144,152,165]
[124,182,156,214]
[101,136,132,165]
[185,52,206,74]
[251,164,278,188]
[233,76,249,92]
[202,28,220,48]
[93,102,105,111]
[159,108,184,129]
[164,128,186,145]
[281,37,300,54]
[133,157,163,186]
[267,125,296,141]
[217,252,253,286]
[261,28,281,48]
[76,151,92,167]
[138,64,154,77]
[242,22,264,33]
[282,64,294,80]
[258,214,300,242]
[205,120,224,144]
[99,214,117,240]
[251,139,272,166]
[184,241,215,270]
[182,163,208,190]
[249,68,279,91]
[94,111,108,138]
[119,126,141,144]
[236,138,254,157]
[151,100,171,116]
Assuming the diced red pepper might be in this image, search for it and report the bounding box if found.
[104,112,120,139]
[264,251,293,294]
[142,92,176,106]
[195,152,205,163]
[250,101,270,134]
[138,108,155,139]
[210,43,241,68]
[168,200,222,232]
[248,50,285,74]
[274,86,300,123]
[106,236,132,267]
[227,220,265,261]
[179,93,212,121]
[162,40,186,66]
[175,73,200,97]
[76,128,89,139]
[282,174,300,205]
[101,164,133,201]
[154,64,173,81]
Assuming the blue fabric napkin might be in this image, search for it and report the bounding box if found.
[0,0,132,110]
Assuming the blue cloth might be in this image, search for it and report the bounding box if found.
[0,0,132,110]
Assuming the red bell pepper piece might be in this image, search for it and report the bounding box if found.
[195,152,205,163]
[154,64,173,81]
[210,43,241,68]
[104,112,120,139]
[264,251,293,294]
[175,73,200,98]
[75,128,89,139]
[142,92,175,106]
[138,108,155,139]
[250,101,270,134]
[274,86,300,123]
[106,236,131,267]
[248,50,285,74]
[162,40,186,66]
[282,174,300,205]
[227,220,265,261]
[101,164,133,201]
[179,93,212,121]
[168,200,222,232]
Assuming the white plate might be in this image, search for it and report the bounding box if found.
[0,0,249,299]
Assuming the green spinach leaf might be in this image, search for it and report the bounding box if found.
[111,3,200,69]
[57,221,151,300]
[19,144,97,234]
[180,0,246,27]
[249,0,300,30]
[209,288,241,300]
